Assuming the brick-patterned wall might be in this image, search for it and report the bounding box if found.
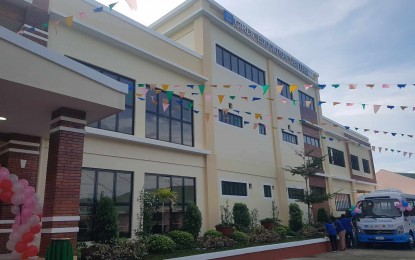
[0,0,25,25]
[40,108,86,256]
[300,106,318,124]
[32,0,50,11]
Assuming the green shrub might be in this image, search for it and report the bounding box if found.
[301,224,325,238]
[82,239,147,260]
[288,203,303,232]
[317,208,330,224]
[167,230,195,249]
[203,229,223,239]
[91,197,119,244]
[231,231,249,244]
[196,236,236,249]
[147,234,176,254]
[135,189,156,237]
[233,203,251,232]
[182,203,202,239]
[249,226,280,244]
[275,225,290,238]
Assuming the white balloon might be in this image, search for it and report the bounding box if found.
[11,205,21,215]
[8,231,20,242]
[28,215,40,226]
[6,240,15,251]
[12,182,23,193]
[8,174,18,183]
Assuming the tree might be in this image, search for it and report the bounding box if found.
[283,149,332,225]
[289,203,303,232]
[135,188,156,237]
[182,203,202,239]
[153,188,178,234]
[92,197,119,244]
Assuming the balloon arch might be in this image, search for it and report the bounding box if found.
[0,167,42,259]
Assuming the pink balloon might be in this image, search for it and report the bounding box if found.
[0,167,10,180]
[11,205,21,215]
[406,205,413,211]
[21,208,32,220]
[18,179,29,188]
[14,215,22,225]
[12,223,19,231]
[395,202,402,208]
[23,186,35,197]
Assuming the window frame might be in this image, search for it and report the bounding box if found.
[145,86,194,147]
[282,130,298,144]
[277,79,293,100]
[79,168,133,241]
[288,188,304,200]
[299,91,315,111]
[328,147,346,167]
[221,180,248,197]
[303,134,320,147]
[362,158,371,173]
[216,44,265,85]
[218,109,243,128]
[350,154,360,171]
[259,123,266,135]
[335,193,351,211]
[263,185,272,198]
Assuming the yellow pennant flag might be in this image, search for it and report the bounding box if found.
[289,85,298,93]
[161,84,169,91]
[218,95,225,104]
[276,85,284,94]
[255,113,262,119]
[223,85,231,88]
[305,100,311,107]
[65,16,73,27]
[333,102,341,106]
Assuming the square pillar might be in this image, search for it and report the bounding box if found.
[39,108,86,256]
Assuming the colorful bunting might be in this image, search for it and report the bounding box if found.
[93,6,104,12]
[223,85,231,88]
[318,101,326,106]
[187,84,194,89]
[382,84,390,88]
[304,84,313,90]
[109,2,118,11]
[373,105,381,114]
[289,85,298,93]
[249,85,257,90]
[198,85,205,95]
[262,85,270,95]
[161,84,169,91]
[218,95,225,104]
[276,85,284,94]
[331,84,340,88]
[318,84,326,89]
[397,84,406,89]
[166,91,174,102]
[349,84,357,89]
[252,97,261,101]
[65,16,73,27]
[366,84,375,89]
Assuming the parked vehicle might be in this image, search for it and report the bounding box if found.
[356,189,415,248]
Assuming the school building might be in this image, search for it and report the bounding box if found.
[0,0,377,256]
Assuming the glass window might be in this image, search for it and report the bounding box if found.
[335,194,351,211]
[362,159,371,173]
[146,88,194,147]
[278,79,293,100]
[221,181,247,196]
[144,174,196,233]
[328,147,345,167]
[264,185,272,198]
[259,123,266,135]
[79,168,133,241]
[215,44,265,85]
[304,135,320,147]
[288,188,304,200]
[218,109,243,128]
[71,59,135,135]
[282,130,298,144]
[350,155,360,171]
[299,91,315,111]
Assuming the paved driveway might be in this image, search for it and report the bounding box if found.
[291,245,415,260]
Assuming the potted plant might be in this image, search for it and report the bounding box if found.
[260,199,280,230]
[215,200,234,237]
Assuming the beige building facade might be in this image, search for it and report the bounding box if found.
[0,0,377,255]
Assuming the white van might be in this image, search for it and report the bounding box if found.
[356,189,415,248]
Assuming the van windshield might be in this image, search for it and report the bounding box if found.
[360,198,402,218]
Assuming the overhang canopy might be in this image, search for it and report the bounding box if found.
[0,27,128,137]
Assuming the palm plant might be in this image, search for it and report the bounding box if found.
[153,188,178,233]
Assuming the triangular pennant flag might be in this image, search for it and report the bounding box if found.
[318,101,326,106]
[198,84,205,95]
[241,96,249,101]
[223,85,231,88]
[249,85,257,90]
[41,23,49,29]
[218,95,225,104]
[281,98,287,104]
[276,85,284,94]
[344,126,350,129]
[79,11,87,18]
[292,100,296,107]
[93,6,104,12]
[373,105,381,114]
[364,129,370,132]
[401,106,408,110]
[138,97,145,101]
[125,0,138,10]
[371,146,375,151]
[205,94,211,102]
[193,110,199,114]
[229,96,235,100]
[252,97,261,101]
[161,84,169,91]
[288,118,295,123]
[391,133,397,136]
[210,84,217,88]
[355,127,359,130]
[253,123,259,129]
[245,112,252,115]
[255,113,262,119]
[398,150,401,153]
[187,102,193,109]
[385,148,388,151]
[374,130,379,134]
[404,152,407,157]
[173,84,180,88]
[391,149,395,152]
[397,84,406,89]
[205,113,210,122]
[387,105,394,109]
[277,116,284,120]
[401,134,404,136]
[346,103,354,106]
[333,102,341,106]
[179,92,185,98]
[109,2,118,11]
[331,84,340,88]
[382,84,390,88]
[166,91,174,102]
[318,84,326,90]
[304,84,313,90]
[366,84,375,89]
[162,102,170,112]
[305,100,311,107]
[408,135,413,138]
[329,138,334,141]
[187,84,194,89]
[378,147,382,152]
[321,135,326,139]
[65,16,73,27]
[349,84,357,89]
[262,85,270,95]
[383,131,388,134]
[409,152,413,158]
[138,83,145,88]
[362,104,366,109]
[289,85,298,93]
[244,121,250,125]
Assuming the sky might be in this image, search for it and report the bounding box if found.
[97,0,415,173]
